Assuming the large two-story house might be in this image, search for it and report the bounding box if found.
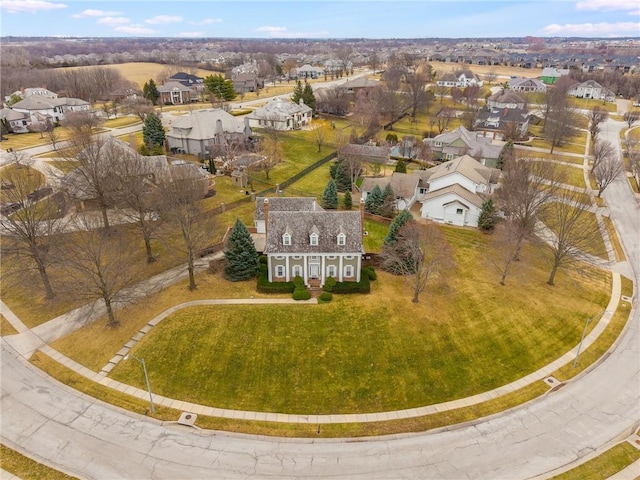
[166,108,251,157]
[567,80,615,102]
[418,155,500,227]
[436,70,484,88]
[255,197,364,287]
[474,89,530,140]
[426,126,502,167]
[247,98,312,131]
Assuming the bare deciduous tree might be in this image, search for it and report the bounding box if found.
[623,111,640,129]
[590,139,616,174]
[588,106,608,142]
[155,171,211,291]
[497,156,564,266]
[312,120,329,153]
[404,64,433,121]
[122,97,154,121]
[593,155,623,197]
[0,155,64,300]
[58,218,141,328]
[541,189,602,285]
[380,221,453,303]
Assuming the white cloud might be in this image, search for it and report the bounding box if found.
[71,9,120,18]
[254,25,329,38]
[0,0,67,14]
[176,31,203,38]
[97,17,130,26]
[114,25,158,35]
[190,18,222,25]
[145,15,183,25]
[576,0,639,11]
[541,22,640,36]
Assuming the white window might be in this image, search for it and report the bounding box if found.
[327,265,336,277]
[327,255,336,260]
[283,233,291,245]
[344,265,354,277]
[292,255,302,260]
[337,233,346,246]
[276,265,285,277]
[434,141,442,147]
[344,255,353,260]
[293,265,302,277]
[310,233,318,246]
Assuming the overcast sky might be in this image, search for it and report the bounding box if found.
[0,0,638,38]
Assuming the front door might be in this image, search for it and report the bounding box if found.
[309,263,320,278]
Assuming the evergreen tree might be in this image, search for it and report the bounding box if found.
[343,190,353,210]
[321,180,338,209]
[330,160,351,192]
[383,210,413,245]
[478,198,498,232]
[142,113,165,151]
[380,183,396,218]
[302,81,316,111]
[224,219,259,281]
[204,74,237,102]
[365,184,384,215]
[497,140,514,170]
[291,80,304,104]
[395,160,407,173]
[143,79,159,105]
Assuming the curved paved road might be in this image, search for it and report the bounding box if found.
[2,117,639,479]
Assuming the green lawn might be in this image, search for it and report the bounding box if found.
[99,225,610,415]
[103,116,141,128]
[551,441,640,480]
[530,160,586,188]
[0,444,78,480]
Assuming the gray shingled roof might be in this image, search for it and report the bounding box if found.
[421,184,485,209]
[168,109,246,140]
[264,210,363,254]
[360,172,419,199]
[158,81,193,93]
[255,196,320,221]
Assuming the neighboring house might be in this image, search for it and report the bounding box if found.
[507,77,547,93]
[61,137,209,209]
[169,72,205,92]
[540,67,570,84]
[418,155,500,228]
[166,108,251,157]
[436,70,484,88]
[256,196,364,287]
[232,73,263,94]
[426,126,502,167]
[360,172,421,210]
[339,77,380,96]
[109,87,141,102]
[474,107,530,140]
[486,89,526,109]
[9,96,90,126]
[247,98,312,131]
[4,87,58,103]
[1,108,30,133]
[289,64,324,80]
[158,81,194,105]
[567,80,615,102]
[340,142,391,165]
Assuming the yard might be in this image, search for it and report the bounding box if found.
[51,223,610,416]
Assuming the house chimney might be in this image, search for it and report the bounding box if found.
[299,98,304,106]
[216,119,223,135]
[263,198,269,235]
[359,197,365,236]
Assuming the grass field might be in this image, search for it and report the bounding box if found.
[45,223,610,415]
[550,441,640,480]
[0,444,78,480]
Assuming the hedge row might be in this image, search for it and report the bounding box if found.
[256,265,295,293]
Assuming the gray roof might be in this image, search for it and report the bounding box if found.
[255,196,320,221]
[0,108,28,121]
[420,184,485,209]
[360,172,420,199]
[340,77,380,89]
[11,96,89,110]
[340,143,390,163]
[168,109,246,140]
[264,210,363,255]
[158,81,193,93]
[508,78,546,89]
[428,126,502,161]
[249,98,312,120]
[420,155,500,185]
[488,89,526,105]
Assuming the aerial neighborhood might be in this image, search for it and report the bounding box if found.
[1,31,639,480]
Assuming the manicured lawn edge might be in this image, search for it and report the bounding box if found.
[549,441,640,480]
[0,443,79,480]
[30,281,633,438]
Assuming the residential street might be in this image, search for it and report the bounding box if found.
[1,80,639,479]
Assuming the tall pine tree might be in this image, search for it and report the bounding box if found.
[224,219,259,281]
[291,80,304,104]
[143,79,159,105]
[142,112,165,152]
[365,184,384,215]
[478,198,498,232]
[302,81,316,111]
[383,210,413,245]
[343,190,353,210]
[380,183,396,218]
[321,180,338,209]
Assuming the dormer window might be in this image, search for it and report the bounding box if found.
[309,225,319,246]
[283,233,291,245]
[337,233,346,246]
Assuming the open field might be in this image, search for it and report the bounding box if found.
[432,63,542,80]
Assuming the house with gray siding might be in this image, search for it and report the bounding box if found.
[256,197,364,287]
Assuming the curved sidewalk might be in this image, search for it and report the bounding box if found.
[5,268,624,425]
